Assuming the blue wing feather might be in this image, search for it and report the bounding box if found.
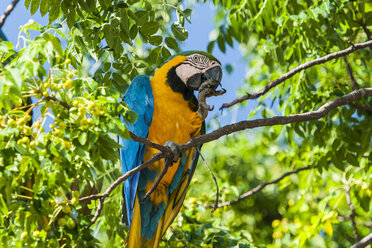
[118,75,154,226]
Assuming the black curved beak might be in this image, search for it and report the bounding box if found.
[186,66,222,91]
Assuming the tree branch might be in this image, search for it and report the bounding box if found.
[351,232,372,248]
[220,40,372,110]
[346,185,360,241]
[338,215,372,229]
[350,103,372,113]
[79,87,372,225]
[0,0,19,30]
[206,165,313,208]
[359,20,371,41]
[343,58,372,113]
[344,57,359,90]
[190,88,372,149]
[45,95,71,110]
[129,131,168,153]
[79,152,165,202]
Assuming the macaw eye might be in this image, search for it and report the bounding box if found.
[193,55,198,61]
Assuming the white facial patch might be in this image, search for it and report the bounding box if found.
[175,63,202,85]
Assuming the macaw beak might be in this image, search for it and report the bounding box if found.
[186,65,222,91]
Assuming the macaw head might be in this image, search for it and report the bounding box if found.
[172,51,222,90]
[157,51,222,100]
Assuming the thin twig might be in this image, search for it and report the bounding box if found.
[87,198,104,228]
[0,0,20,29]
[346,185,360,241]
[350,103,372,113]
[359,20,371,40]
[207,166,313,208]
[338,215,372,229]
[351,232,372,248]
[45,95,71,110]
[129,131,168,153]
[343,58,372,112]
[79,152,165,202]
[344,57,359,90]
[141,158,171,201]
[220,40,372,110]
[197,147,219,212]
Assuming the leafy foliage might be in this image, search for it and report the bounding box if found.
[0,0,371,247]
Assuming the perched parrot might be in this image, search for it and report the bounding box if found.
[119,51,222,248]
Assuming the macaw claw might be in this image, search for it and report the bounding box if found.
[164,141,182,163]
[197,79,226,119]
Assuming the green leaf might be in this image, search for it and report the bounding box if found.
[4,68,22,91]
[161,46,171,60]
[225,64,233,74]
[99,134,122,149]
[149,36,162,46]
[25,0,32,9]
[130,24,138,39]
[78,132,87,145]
[141,21,159,35]
[182,9,192,23]
[49,0,60,23]
[171,23,188,41]
[133,10,148,26]
[112,73,127,87]
[149,46,163,65]
[66,8,76,28]
[116,0,128,8]
[30,0,41,15]
[346,153,359,167]
[39,0,51,16]
[217,36,226,53]
[165,37,178,50]
[207,41,215,53]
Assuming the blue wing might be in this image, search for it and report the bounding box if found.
[118,75,154,226]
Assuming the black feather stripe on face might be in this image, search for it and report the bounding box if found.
[166,65,194,101]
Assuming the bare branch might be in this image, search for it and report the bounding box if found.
[220,40,372,110]
[351,232,372,248]
[338,215,372,229]
[87,198,104,228]
[350,103,372,113]
[344,57,359,90]
[79,152,165,202]
[207,166,313,208]
[45,95,71,110]
[190,88,372,150]
[0,0,19,30]
[129,131,168,153]
[343,58,372,113]
[359,20,371,41]
[346,185,360,241]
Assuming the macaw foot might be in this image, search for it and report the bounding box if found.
[197,79,226,119]
[164,141,182,163]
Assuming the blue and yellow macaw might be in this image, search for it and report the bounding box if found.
[119,51,222,248]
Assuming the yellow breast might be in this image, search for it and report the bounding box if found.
[142,55,203,205]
